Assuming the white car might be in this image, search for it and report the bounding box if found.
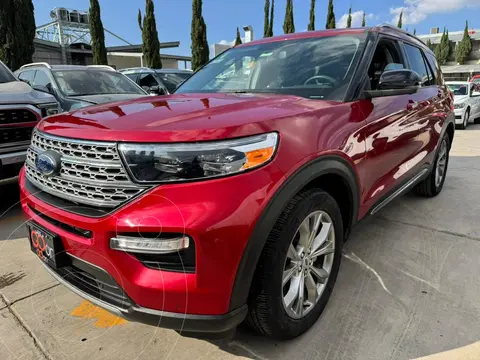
[446,81,480,129]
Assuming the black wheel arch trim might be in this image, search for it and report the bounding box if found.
[228,155,360,311]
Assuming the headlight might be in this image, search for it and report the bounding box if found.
[454,102,466,109]
[119,132,278,183]
[36,102,60,117]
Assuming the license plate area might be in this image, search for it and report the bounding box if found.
[28,222,69,269]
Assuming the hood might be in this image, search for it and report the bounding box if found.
[453,95,468,104]
[38,93,338,142]
[0,81,57,105]
[70,93,148,105]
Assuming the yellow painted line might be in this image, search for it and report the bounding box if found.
[414,341,480,360]
[71,300,128,328]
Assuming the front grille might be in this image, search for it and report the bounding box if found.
[25,130,146,208]
[0,127,34,146]
[0,109,38,125]
[56,260,132,310]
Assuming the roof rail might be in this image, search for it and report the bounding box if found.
[119,67,151,72]
[20,62,51,70]
[375,23,428,46]
[87,65,116,71]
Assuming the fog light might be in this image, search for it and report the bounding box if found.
[110,235,190,254]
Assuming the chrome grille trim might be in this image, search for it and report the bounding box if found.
[26,130,147,208]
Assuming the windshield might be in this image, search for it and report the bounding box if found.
[52,70,146,96]
[156,71,192,93]
[447,83,469,96]
[0,61,17,83]
[176,34,365,100]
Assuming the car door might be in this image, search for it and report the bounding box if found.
[359,36,437,213]
[469,83,480,119]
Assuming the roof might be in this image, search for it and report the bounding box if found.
[107,42,180,52]
[418,29,480,44]
[19,64,116,71]
[237,28,367,47]
[441,64,480,74]
[119,67,192,74]
[236,25,428,52]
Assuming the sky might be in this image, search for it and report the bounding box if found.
[32,0,480,58]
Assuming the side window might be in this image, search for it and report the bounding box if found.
[139,73,158,88]
[124,73,138,83]
[367,38,405,90]
[425,52,444,85]
[33,70,52,88]
[18,70,35,85]
[404,44,430,87]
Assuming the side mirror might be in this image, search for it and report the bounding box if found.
[149,85,166,95]
[364,69,421,99]
[32,84,52,94]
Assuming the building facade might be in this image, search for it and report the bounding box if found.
[418,28,480,81]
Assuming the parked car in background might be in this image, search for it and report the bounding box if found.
[119,68,192,95]
[21,26,454,340]
[446,81,480,129]
[0,60,58,185]
[469,75,480,85]
[15,64,148,112]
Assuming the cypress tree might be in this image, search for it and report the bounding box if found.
[283,0,295,34]
[346,7,352,28]
[361,12,366,27]
[435,28,451,65]
[264,0,270,37]
[140,0,162,69]
[326,0,335,29]
[0,0,36,70]
[397,9,403,29]
[138,9,143,31]
[456,21,472,65]
[235,27,242,46]
[267,0,274,37]
[426,39,432,50]
[308,0,315,31]
[191,0,209,71]
[89,0,108,65]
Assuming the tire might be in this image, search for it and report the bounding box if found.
[246,189,343,340]
[460,109,469,130]
[414,135,450,197]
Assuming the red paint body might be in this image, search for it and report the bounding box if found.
[20,28,454,321]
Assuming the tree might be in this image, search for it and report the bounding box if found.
[89,0,108,65]
[235,27,242,46]
[426,38,433,50]
[361,12,366,27]
[346,7,352,28]
[413,28,416,35]
[267,0,275,36]
[456,21,472,65]
[308,0,315,31]
[264,0,270,37]
[326,0,335,29]
[435,28,451,65]
[138,9,143,31]
[397,9,403,29]
[191,0,209,71]
[283,0,295,34]
[139,0,162,68]
[0,0,36,70]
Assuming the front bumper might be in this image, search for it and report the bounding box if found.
[20,160,284,333]
[454,108,465,124]
[0,150,27,185]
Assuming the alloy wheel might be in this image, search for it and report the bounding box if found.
[282,211,335,319]
[435,138,448,188]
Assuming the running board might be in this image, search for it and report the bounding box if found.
[370,168,429,215]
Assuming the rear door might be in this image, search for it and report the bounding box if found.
[359,36,435,213]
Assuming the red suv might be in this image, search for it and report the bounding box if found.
[20,26,454,340]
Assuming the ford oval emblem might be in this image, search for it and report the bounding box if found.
[35,150,61,177]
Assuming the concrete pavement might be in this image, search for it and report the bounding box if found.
[1,125,480,360]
